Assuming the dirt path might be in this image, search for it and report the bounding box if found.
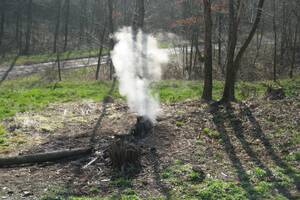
[0,56,108,80]
[0,48,182,81]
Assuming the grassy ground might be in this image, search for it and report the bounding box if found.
[0,67,299,120]
[0,68,299,199]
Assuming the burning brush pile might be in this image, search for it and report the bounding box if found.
[106,27,168,171]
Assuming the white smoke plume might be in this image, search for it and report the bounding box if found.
[111,27,169,122]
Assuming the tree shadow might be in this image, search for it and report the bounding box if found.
[89,78,117,147]
[209,105,257,199]
[0,55,19,86]
[239,103,300,192]
[224,105,296,199]
[149,150,172,200]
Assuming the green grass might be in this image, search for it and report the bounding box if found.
[0,124,7,147]
[158,160,297,199]
[203,127,220,139]
[159,160,249,199]
[0,48,107,66]
[0,71,299,120]
[0,74,120,119]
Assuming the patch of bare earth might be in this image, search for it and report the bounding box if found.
[0,96,299,199]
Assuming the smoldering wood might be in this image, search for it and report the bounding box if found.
[107,116,153,170]
[0,147,92,167]
[131,116,154,138]
[108,138,141,170]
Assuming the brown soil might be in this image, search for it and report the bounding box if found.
[0,97,299,199]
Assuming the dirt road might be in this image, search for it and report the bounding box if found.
[0,56,107,80]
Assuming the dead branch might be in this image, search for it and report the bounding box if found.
[0,147,92,167]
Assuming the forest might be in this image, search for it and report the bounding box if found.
[0,0,299,199]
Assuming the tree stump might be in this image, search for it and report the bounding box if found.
[108,138,140,170]
[107,116,153,171]
[131,116,154,138]
[265,86,285,100]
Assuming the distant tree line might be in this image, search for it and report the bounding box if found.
[0,0,299,90]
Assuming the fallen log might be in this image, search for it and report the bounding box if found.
[0,147,92,167]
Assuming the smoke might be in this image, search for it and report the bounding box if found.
[111,27,169,122]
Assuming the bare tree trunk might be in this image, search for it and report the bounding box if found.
[182,45,185,78]
[221,0,240,102]
[107,0,115,80]
[289,21,299,79]
[24,0,33,55]
[279,0,287,67]
[193,29,199,77]
[15,2,22,54]
[133,0,145,31]
[57,52,62,81]
[53,0,62,53]
[188,34,194,80]
[218,13,224,76]
[0,0,6,49]
[78,0,87,48]
[272,0,277,82]
[63,0,70,52]
[253,17,264,67]
[222,0,265,102]
[96,27,106,80]
[202,0,213,101]
[185,44,189,78]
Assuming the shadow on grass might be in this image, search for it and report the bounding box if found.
[89,78,117,146]
[0,55,19,86]
[224,105,296,199]
[210,102,299,199]
[240,103,300,193]
[150,150,172,200]
[209,105,257,200]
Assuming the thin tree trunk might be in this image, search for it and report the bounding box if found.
[24,0,33,55]
[253,17,264,67]
[193,29,199,77]
[78,0,87,48]
[53,0,62,53]
[188,34,194,80]
[107,0,115,80]
[0,0,6,48]
[221,0,239,102]
[133,0,145,31]
[218,13,225,76]
[63,0,70,52]
[202,0,213,101]
[222,0,265,102]
[272,0,277,82]
[15,2,22,54]
[182,45,185,78]
[185,44,189,78]
[289,21,299,79]
[57,52,62,81]
[96,27,106,80]
[280,0,287,66]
